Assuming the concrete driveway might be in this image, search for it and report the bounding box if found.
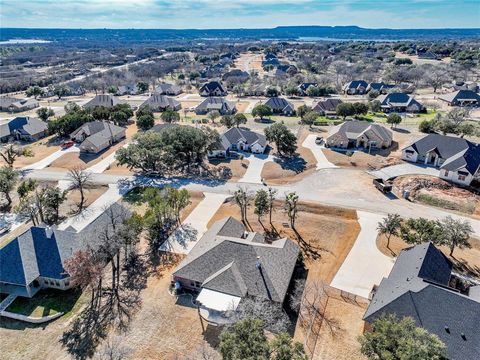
[330,211,395,299]
[86,143,129,174]
[21,145,80,170]
[302,134,338,170]
[238,152,274,184]
[368,163,440,180]
[160,192,229,254]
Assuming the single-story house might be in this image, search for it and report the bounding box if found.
[172,217,300,322]
[199,81,228,97]
[244,84,266,97]
[140,94,181,112]
[439,90,480,107]
[326,121,393,149]
[0,116,48,142]
[297,82,318,95]
[376,92,425,113]
[366,82,395,94]
[83,94,120,110]
[70,121,125,154]
[312,98,343,116]
[264,97,295,116]
[209,127,267,157]
[0,203,129,298]
[116,84,140,96]
[195,97,236,115]
[364,243,480,360]
[273,64,297,78]
[417,50,440,60]
[0,97,40,113]
[402,134,480,186]
[222,69,249,82]
[343,80,368,95]
[155,83,183,96]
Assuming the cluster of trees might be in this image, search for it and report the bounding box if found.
[116,125,220,175]
[136,106,155,130]
[264,122,297,157]
[336,102,369,120]
[378,213,473,256]
[220,113,248,129]
[419,108,476,137]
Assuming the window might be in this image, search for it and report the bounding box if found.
[195,282,201,288]
[190,281,195,287]
[55,281,60,286]
[458,174,466,181]
[444,170,449,177]
[64,281,70,287]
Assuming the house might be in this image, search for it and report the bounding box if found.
[326,121,393,149]
[195,97,236,115]
[116,84,140,96]
[0,203,129,298]
[366,82,395,94]
[417,49,440,60]
[343,80,368,95]
[244,84,266,97]
[208,127,267,157]
[264,97,295,116]
[363,243,480,360]
[376,92,425,113]
[222,69,249,82]
[155,83,183,96]
[0,97,40,113]
[70,121,125,154]
[312,98,343,116]
[199,81,228,97]
[172,217,300,322]
[0,116,48,142]
[83,94,120,109]
[273,64,297,78]
[140,94,181,112]
[262,58,280,67]
[439,90,480,107]
[297,82,318,96]
[402,134,480,186]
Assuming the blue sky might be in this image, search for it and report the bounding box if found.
[1,0,479,29]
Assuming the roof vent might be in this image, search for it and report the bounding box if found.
[256,256,262,270]
[461,333,467,341]
[444,326,450,334]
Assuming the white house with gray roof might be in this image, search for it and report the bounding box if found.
[364,243,480,360]
[402,134,480,186]
[376,92,425,113]
[195,97,236,115]
[140,94,181,112]
[209,127,267,157]
[264,97,295,116]
[326,120,393,149]
[172,217,299,322]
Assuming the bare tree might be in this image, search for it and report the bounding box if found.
[284,192,299,229]
[0,144,33,167]
[95,336,132,360]
[233,187,249,223]
[68,167,92,212]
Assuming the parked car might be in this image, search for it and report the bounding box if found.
[315,136,323,145]
[373,178,392,193]
[61,140,75,149]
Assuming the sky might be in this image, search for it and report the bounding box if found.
[1,0,479,29]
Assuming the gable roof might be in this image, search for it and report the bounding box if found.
[344,80,368,90]
[70,121,125,148]
[173,217,300,303]
[195,97,236,113]
[376,92,423,108]
[219,127,267,150]
[367,82,395,92]
[140,94,180,110]
[0,116,47,139]
[83,94,120,109]
[264,97,294,112]
[199,81,226,94]
[329,120,392,143]
[441,142,480,174]
[155,83,182,95]
[439,89,480,104]
[364,243,480,360]
[312,98,343,113]
[406,134,470,160]
[0,203,129,287]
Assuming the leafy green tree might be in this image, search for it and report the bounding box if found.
[26,85,44,99]
[161,110,180,123]
[92,106,111,121]
[270,333,308,360]
[254,189,269,222]
[137,114,155,130]
[306,86,324,97]
[302,111,319,128]
[352,102,369,116]
[440,216,473,256]
[108,86,118,94]
[359,314,446,360]
[42,186,67,224]
[220,115,235,128]
[284,86,300,96]
[17,179,37,199]
[36,107,55,122]
[369,100,381,113]
[252,104,273,120]
[207,110,221,123]
[53,85,67,99]
[268,187,277,224]
[386,113,402,128]
[219,317,270,360]
[64,101,80,114]
[136,81,149,93]
[296,105,311,120]
[264,122,297,157]
[419,119,436,133]
[0,166,19,209]
[165,187,190,224]
[0,144,33,167]
[284,192,299,229]
[400,218,444,246]
[110,110,129,126]
[336,102,355,120]
[377,214,402,249]
[368,90,380,101]
[48,108,93,137]
[266,87,280,97]
[234,113,248,128]
[234,187,249,223]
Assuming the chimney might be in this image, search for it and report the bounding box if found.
[45,226,53,238]
[256,256,262,270]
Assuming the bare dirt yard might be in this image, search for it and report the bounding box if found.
[377,233,480,279]
[393,175,480,217]
[261,127,318,185]
[0,135,62,169]
[208,157,249,182]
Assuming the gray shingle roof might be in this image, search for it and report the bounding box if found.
[173,217,300,303]
[439,90,480,104]
[344,80,368,90]
[199,81,227,95]
[71,121,125,148]
[0,116,47,139]
[195,97,236,114]
[407,134,470,160]
[140,94,181,111]
[312,98,342,113]
[364,243,480,360]
[264,97,293,112]
[377,92,423,109]
[220,127,267,150]
[83,94,120,109]
[0,203,129,287]
[155,83,182,95]
[329,120,392,142]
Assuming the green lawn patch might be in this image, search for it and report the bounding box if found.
[6,288,82,318]
[415,193,476,214]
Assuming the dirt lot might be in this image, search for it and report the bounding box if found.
[393,175,480,217]
[208,157,249,182]
[377,234,480,278]
[261,128,318,185]
[0,135,62,169]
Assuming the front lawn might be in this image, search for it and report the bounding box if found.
[6,288,83,318]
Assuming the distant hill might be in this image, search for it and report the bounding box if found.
[1,26,479,45]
